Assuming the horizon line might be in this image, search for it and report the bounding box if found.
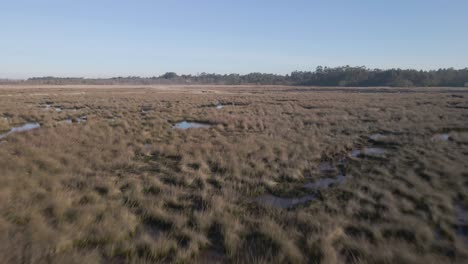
[2,65,468,81]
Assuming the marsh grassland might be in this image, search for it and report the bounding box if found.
[0,85,467,263]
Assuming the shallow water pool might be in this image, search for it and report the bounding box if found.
[173,121,212,129]
[0,122,41,139]
[256,194,315,209]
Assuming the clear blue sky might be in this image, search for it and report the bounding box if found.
[1,0,467,78]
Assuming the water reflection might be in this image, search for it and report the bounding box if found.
[173,121,212,129]
[256,194,315,209]
[0,122,40,139]
[304,175,346,190]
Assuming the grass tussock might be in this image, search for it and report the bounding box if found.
[0,85,467,263]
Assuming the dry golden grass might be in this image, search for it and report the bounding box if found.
[0,85,467,263]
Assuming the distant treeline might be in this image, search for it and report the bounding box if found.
[3,66,468,87]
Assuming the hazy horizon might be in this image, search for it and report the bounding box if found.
[1,0,467,78]
[2,65,468,81]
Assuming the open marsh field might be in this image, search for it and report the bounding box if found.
[0,85,468,263]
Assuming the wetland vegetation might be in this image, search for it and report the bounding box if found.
[0,85,467,263]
